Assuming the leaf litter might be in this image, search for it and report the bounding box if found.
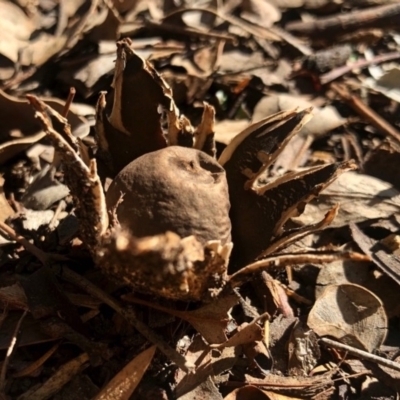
[1,1,400,399]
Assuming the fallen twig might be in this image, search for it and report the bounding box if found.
[286,3,400,35]
[61,87,76,118]
[228,251,370,287]
[320,337,400,373]
[331,82,400,143]
[320,51,400,85]
[18,352,90,400]
[0,310,28,392]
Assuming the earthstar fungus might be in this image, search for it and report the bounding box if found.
[28,38,356,301]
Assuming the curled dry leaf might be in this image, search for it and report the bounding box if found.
[308,283,388,353]
[93,345,156,400]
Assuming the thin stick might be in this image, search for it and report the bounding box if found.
[320,51,400,85]
[228,251,370,287]
[145,20,235,42]
[286,3,400,35]
[320,337,400,373]
[331,82,400,143]
[164,7,280,42]
[0,310,28,391]
[62,87,76,118]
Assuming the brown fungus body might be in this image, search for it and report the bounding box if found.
[106,146,232,245]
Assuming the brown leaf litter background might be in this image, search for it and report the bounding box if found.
[1,0,400,399]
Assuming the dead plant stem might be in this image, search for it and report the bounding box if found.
[320,337,400,372]
[0,310,28,391]
[331,83,400,143]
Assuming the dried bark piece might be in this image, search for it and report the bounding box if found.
[293,171,400,228]
[106,146,231,245]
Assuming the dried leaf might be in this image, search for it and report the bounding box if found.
[0,283,28,310]
[363,67,400,103]
[57,52,116,98]
[175,335,237,398]
[308,283,388,352]
[262,272,294,317]
[93,345,156,400]
[351,223,400,287]
[214,120,251,145]
[211,313,268,349]
[241,0,281,28]
[21,165,69,210]
[315,259,370,299]
[293,172,400,228]
[122,292,239,344]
